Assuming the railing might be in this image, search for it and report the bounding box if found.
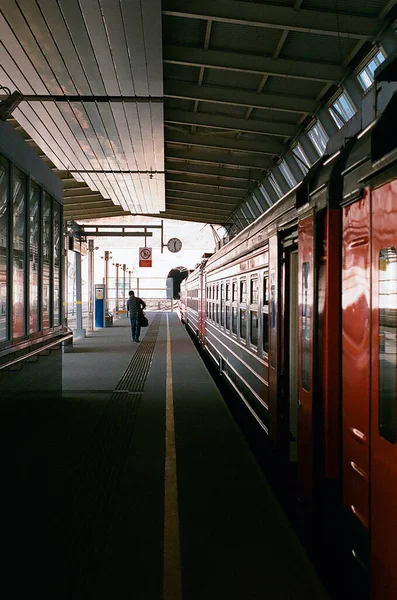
[0,331,73,371]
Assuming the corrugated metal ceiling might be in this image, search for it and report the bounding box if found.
[0,0,396,225]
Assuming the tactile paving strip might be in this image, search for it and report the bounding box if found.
[114,313,162,393]
[61,314,163,596]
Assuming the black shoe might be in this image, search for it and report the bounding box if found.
[135,339,140,342]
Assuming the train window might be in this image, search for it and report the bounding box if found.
[226,305,230,330]
[250,310,258,347]
[250,278,258,304]
[226,282,230,301]
[270,269,277,367]
[232,306,237,334]
[301,262,311,391]
[216,284,219,323]
[263,276,269,305]
[42,192,52,329]
[240,279,247,303]
[0,156,9,341]
[29,182,40,333]
[263,275,269,353]
[12,168,27,338]
[240,308,247,341]
[53,201,61,327]
[378,248,397,444]
[220,284,224,326]
[263,312,269,353]
[232,281,237,301]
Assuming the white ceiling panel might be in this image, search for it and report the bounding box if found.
[0,0,164,214]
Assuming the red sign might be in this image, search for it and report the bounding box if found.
[139,247,152,267]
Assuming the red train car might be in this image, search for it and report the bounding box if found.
[180,91,397,599]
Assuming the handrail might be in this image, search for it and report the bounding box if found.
[0,332,73,371]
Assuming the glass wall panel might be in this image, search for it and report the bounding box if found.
[0,156,9,341]
[42,192,52,328]
[53,201,61,326]
[29,181,40,333]
[12,168,26,338]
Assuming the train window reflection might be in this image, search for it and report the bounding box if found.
[240,279,247,303]
[0,156,9,341]
[263,276,269,305]
[378,247,397,444]
[302,262,310,391]
[240,308,247,341]
[12,168,26,338]
[250,310,258,347]
[263,313,269,353]
[232,306,237,334]
[220,283,224,326]
[251,278,258,304]
[232,281,237,301]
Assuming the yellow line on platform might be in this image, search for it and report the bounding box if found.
[163,314,182,600]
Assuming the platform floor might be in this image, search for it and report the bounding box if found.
[5,313,330,599]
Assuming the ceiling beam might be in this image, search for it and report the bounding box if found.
[166,198,235,211]
[166,175,247,190]
[162,1,379,39]
[63,200,115,209]
[166,198,242,213]
[164,203,232,217]
[63,209,128,220]
[62,182,93,191]
[166,130,284,155]
[166,148,270,170]
[164,108,297,138]
[165,163,259,182]
[63,190,105,199]
[165,187,244,200]
[165,81,318,115]
[63,192,106,201]
[163,46,345,82]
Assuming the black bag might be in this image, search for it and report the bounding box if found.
[139,310,148,327]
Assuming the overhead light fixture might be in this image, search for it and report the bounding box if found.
[0,90,23,121]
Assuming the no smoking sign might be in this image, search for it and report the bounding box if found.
[139,247,152,267]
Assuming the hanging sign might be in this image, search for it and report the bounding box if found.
[139,247,152,267]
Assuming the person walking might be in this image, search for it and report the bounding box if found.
[127,290,146,342]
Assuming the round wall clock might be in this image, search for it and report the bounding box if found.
[167,237,182,253]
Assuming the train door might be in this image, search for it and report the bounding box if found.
[279,232,299,470]
[341,193,371,579]
[370,181,397,600]
[297,215,314,512]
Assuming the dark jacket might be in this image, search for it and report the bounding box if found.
[127,296,146,317]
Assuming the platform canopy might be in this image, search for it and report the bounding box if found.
[1,0,396,224]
